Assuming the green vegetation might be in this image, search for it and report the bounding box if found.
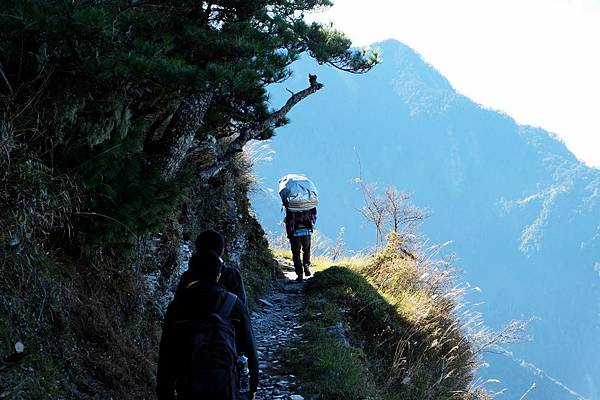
[0,251,160,398]
[238,213,278,310]
[290,236,492,400]
[0,0,375,249]
[285,266,379,399]
[0,0,375,397]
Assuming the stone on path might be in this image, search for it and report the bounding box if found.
[258,298,275,307]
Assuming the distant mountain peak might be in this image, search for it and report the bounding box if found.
[372,39,459,116]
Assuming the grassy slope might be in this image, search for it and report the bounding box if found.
[281,244,492,400]
[0,251,161,398]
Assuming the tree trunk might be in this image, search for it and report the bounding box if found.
[157,90,214,183]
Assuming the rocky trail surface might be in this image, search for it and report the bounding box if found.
[251,257,310,400]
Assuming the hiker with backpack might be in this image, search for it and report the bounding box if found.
[285,207,317,281]
[175,230,247,307]
[157,249,259,400]
[279,174,319,281]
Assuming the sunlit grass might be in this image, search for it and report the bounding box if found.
[271,247,292,260]
[284,235,494,400]
[270,247,347,273]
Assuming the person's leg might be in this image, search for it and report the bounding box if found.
[290,236,303,279]
[301,235,311,276]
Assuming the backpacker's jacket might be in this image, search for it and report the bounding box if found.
[157,282,259,400]
[285,208,317,239]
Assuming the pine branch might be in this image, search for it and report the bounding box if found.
[198,74,324,180]
[225,74,323,155]
[143,110,170,153]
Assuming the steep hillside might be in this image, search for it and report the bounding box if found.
[253,40,600,399]
[0,154,275,398]
[291,247,492,400]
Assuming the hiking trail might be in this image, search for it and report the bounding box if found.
[251,257,309,400]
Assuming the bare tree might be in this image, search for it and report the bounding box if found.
[384,187,409,233]
[383,186,428,255]
[330,227,346,262]
[357,181,428,255]
[357,180,389,254]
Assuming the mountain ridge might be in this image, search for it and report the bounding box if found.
[253,38,600,399]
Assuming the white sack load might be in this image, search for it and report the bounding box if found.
[278,174,319,211]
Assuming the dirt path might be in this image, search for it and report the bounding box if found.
[251,257,309,400]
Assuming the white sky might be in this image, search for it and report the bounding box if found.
[310,0,600,167]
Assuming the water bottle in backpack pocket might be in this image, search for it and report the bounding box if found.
[237,354,250,399]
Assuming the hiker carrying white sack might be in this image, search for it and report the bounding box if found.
[279,174,319,281]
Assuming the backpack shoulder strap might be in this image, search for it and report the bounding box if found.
[186,280,200,289]
[217,292,238,319]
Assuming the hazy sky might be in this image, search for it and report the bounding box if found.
[311,0,600,167]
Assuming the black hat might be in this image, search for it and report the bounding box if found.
[195,230,225,256]
[189,249,223,280]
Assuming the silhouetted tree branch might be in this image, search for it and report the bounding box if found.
[199,75,323,179]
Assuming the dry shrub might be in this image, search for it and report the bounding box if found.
[0,115,81,251]
[0,110,159,398]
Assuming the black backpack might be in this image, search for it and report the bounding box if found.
[180,292,239,400]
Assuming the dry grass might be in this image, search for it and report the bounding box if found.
[271,247,336,273]
[0,109,159,398]
[290,233,500,400]
[0,117,81,251]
